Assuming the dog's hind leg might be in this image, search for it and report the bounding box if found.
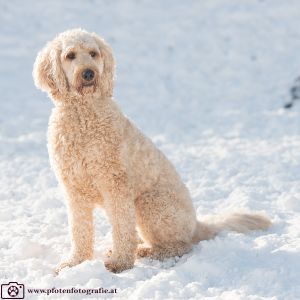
[135,181,197,261]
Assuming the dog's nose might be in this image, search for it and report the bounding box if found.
[82,69,95,81]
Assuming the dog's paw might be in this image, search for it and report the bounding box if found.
[54,261,73,275]
[136,245,152,258]
[54,258,83,275]
[104,257,134,273]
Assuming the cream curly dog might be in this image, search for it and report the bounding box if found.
[33,29,271,273]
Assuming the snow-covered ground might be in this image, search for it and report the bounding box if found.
[1,1,300,299]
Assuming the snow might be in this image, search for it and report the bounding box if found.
[1,0,300,299]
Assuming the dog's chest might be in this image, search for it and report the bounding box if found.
[48,107,118,182]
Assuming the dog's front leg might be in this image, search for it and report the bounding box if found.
[103,175,137,273]
[55,200,94,274]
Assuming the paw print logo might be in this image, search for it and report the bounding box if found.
[7,285,19,297]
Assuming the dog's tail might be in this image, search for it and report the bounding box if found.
[192,212,271,243]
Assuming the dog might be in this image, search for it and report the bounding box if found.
[33,29,271,274]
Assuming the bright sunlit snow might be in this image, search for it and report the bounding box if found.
[1,1,300,299]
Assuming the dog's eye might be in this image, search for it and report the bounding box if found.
[90,51,97,58]
[66,52,76,60]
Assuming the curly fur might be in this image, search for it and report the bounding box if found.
[33,29,271,274]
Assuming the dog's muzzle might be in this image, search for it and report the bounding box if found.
[80,68,97,88]
[75,68,98,94]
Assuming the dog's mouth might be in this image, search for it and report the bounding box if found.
[82,82,95,87]
[76,79,98,96]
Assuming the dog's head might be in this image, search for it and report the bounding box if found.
[33,29,114,100]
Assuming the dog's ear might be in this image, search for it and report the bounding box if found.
[33,41,68,97]
[33,43,56,93]
[92,34,115,97]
